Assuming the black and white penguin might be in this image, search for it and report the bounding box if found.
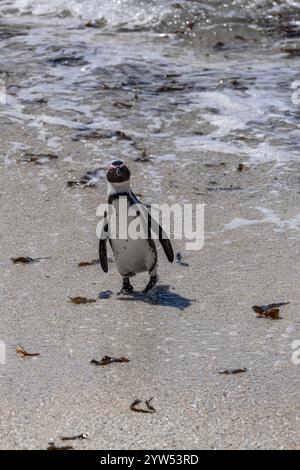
[99,160,174,294]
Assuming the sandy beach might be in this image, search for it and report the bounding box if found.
[0,0,300,450]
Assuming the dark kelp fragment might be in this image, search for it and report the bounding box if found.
[252,302,289,319]
[228,79,248,91]
[145,398,156,413]
[72,131,104,141]
[20,153,58,164]
[84,18,107,28]
[204,162,226,168]
[12,256,35,264]
[47,443,74,451]
[134,155,153,163]
[48,55,87,67]
[67,181,81,187]
[67,168,105,188]
[214,41,225,49]
[253,307,280,320]
[60,433,89,441]
[11,256,45,264]
[78,168,105,187]
[207,186,242,192]
[113,130,133,141]
[68,296,96,304]
[163,73,181,79]
[130,398,156,414]
[78,260,99,267]
[281,46,300,57]
[16,345,40,358]
[235,35,246,40]
[99,290,113,299]
[156,84,184,92]
[237,163,249,172]
[91,356,129,366]
[176,252,189,267]
[72,129,133,143]
[113,101,135,109]
[31,97,48,104]
[219,368,247,375]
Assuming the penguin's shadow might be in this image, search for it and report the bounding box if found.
[117,285,194,311]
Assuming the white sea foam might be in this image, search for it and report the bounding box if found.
[225,208,300,233]
[1,0,299,170]
[2,0,175,25]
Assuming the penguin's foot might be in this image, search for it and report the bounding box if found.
[118,277,134,295]
[143,275,159,293]
[119,287,133,295]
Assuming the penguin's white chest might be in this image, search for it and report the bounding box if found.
[110,238,154,275]
[109,200,156,276]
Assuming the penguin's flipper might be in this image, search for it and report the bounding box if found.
[130,193,174,263]
[157,226,174,263]
[130,191,151,209]
[99,237,108,273]
[148,213,174,263]
[99,215,109,273]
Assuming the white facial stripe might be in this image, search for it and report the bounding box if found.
[108,162,126,170]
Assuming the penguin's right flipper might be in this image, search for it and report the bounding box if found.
[99,215,109,273]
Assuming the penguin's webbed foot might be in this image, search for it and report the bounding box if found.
[118,277,134,296]
[143,275,159,293]
[119,287,133,295]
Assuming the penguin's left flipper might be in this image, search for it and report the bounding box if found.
[130,193,174,263]
[131,192,151,210]
[99,216,109,273]
[148,213,174,263]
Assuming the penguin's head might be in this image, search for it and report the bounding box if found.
[106,160,130,184]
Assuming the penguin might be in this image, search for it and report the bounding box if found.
[99,160,174,294]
